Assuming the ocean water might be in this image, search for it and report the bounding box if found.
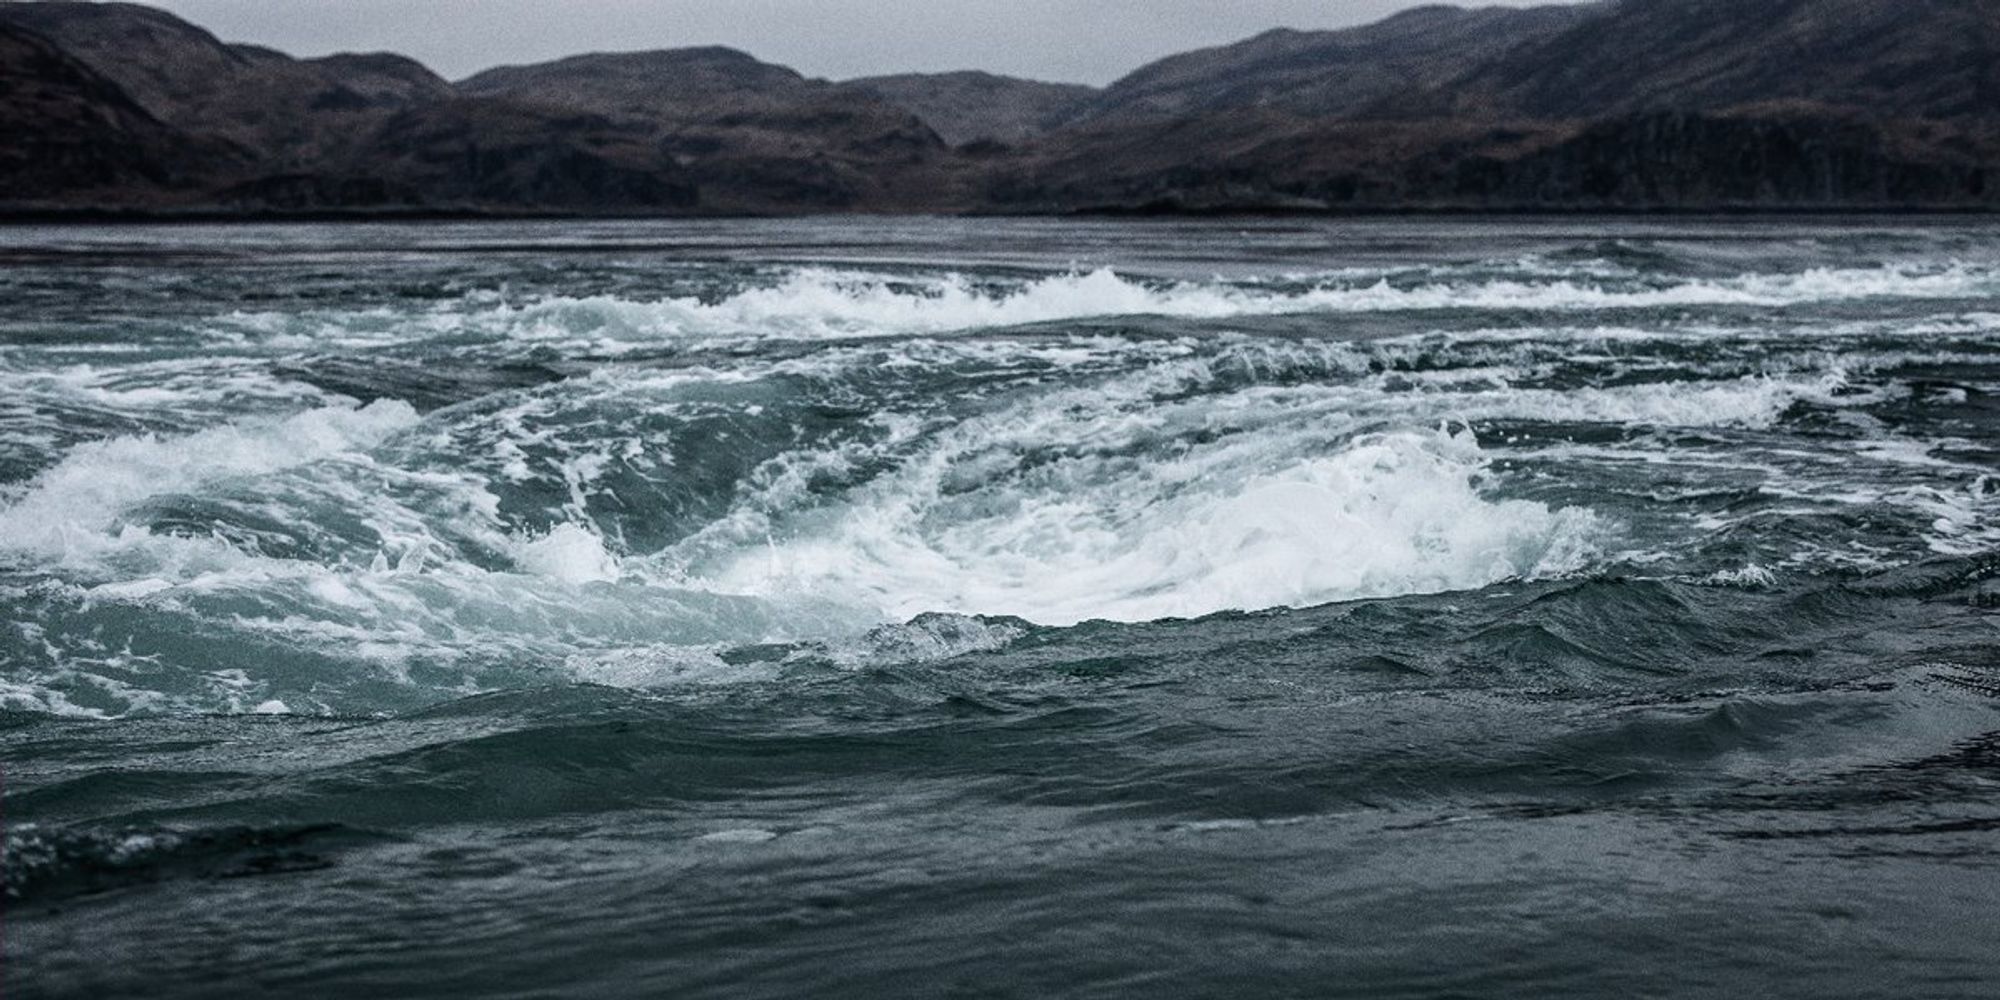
[3,217,1998,998]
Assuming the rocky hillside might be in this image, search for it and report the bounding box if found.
[0,20,240,206]
[841,72,1098,146]
[0,3,961,213]
[459,48,958,211]
[0,1,449,171]
[0,0,1994,215]
[985,108,2000,212]
[988,0,2000,212]
[1422,0,2000,120]
[1071,5,1599,123]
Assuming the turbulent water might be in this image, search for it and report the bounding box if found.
[4,217,2000,998]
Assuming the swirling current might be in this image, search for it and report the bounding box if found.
[4,218,2000,998]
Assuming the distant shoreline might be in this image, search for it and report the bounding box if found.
[8,2,1995,226]
[3,204,1996,226]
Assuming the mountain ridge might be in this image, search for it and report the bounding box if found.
[0,0,1994,216]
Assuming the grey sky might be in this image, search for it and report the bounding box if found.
[129,0,1576,85]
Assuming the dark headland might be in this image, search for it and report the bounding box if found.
[2,0,1997,218]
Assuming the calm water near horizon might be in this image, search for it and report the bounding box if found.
[4,216,1999,997]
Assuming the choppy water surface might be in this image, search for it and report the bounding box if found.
[4,217,1999,998]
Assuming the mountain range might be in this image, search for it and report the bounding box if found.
[2,0,1996,215]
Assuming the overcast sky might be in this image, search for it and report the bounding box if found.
[128,0,1573,85]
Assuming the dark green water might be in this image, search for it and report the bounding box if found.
[3,218,1999,998]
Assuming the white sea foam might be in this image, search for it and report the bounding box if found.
[696,829,780,844]
[10,251,1989,716]
[564,645,770,688]
[575,263,1995,335]
[250,262,2000,349]
[0,321,1894,668]
[627,335,1896,624]
[512,522,622,584]
[1701,565,1780,589]
[700,428,1602,626]
[0,400,419,559]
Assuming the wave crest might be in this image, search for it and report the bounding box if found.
[231,261,2000,348]
[702,428,1602,626]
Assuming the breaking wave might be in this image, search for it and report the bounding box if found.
[224,260,2000,347]
[703,428,1601,625]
